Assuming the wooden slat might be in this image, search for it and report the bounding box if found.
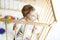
[0,18,49,27]
[0,8,21,12]
[50,0,57,22]
[5,22,8,40]
[38,0,50,40]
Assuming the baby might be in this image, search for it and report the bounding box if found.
[13,4,38,40]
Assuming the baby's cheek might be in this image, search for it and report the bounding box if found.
[30,16,37,21]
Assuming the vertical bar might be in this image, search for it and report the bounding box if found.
[30,26,35,40]
[39,0,45,22]
[45,17,55,40]
[45,0,52,24]
[44,26,52,40]
[8,0,10,9]
[15,23,17,40]
[38,27,45,40]
[46,8,52,24]
[30,0,47,39]
[13,23,17,40]
[13,0,14,11]
[44,0,57,40]
[38,0,49,40]
[43,0,52,40]
[15,28,16,40]
[22,24,26,40]
[43,0,56,40]
[38,0,53,40]
[47,11,53,24]
[50,0,57,22]
[43,14,52,39]
[4,0,7,40]
[5,22,8,40]
[4,0,5,9]
[41,0,50,23]
[40,0,50,39]
[40,0,49,39]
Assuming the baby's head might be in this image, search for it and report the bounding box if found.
[22,4,37,21]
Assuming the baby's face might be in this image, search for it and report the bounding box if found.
[27,11,37,21]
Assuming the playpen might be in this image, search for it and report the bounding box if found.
[0,0,57,40]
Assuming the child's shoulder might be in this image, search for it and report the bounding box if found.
[20,17,25,21]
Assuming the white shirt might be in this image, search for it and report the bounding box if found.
[16,17,40,40]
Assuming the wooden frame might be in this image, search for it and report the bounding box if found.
[0,0,57,40]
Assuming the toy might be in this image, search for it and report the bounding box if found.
[4,15,19,24]
[4,15,15,20]
[0,28,5,34]
[4,15,19,20]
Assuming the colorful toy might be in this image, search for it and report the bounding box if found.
[4,15,19,20]
[0,28,5,34]
[4,15,15,20]
[4,15,19,24]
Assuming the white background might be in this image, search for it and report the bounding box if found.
[46,0,60,40]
